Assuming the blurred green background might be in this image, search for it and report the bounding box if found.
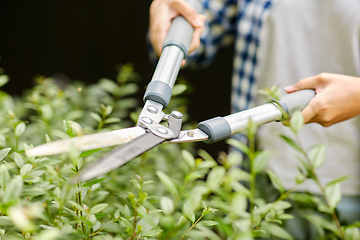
[0,0,235,156]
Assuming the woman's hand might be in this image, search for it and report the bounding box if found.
[285,73,360,127]
[149,0,206,57]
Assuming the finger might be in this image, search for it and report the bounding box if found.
[284,75,323,93]
[188,25,203,52]
[170,0,204,28]
[301,105,317,124]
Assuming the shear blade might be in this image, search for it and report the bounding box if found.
[26,127,146,157]
[74,132,165,182]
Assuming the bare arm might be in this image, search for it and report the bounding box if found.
[285,73,360,127]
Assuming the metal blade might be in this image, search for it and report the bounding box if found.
[168,129,209,143]
[26,127,146,157]
[74,132,165,182]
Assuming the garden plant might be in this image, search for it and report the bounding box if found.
[0,63,359,240]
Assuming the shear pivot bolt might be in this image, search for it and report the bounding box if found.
[141,117,153,124]
[171,111,183,119]
[187,131,194,137]
[157,127,168,134]
[146,105,158,114]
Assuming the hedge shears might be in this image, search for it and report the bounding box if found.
[26,0,315,181]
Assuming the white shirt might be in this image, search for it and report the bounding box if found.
[256,0,360,195]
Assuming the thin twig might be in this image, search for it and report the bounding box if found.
[294,134,345,240]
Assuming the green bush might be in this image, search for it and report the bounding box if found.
[0,65,358,240]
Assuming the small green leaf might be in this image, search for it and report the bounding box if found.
[326,175,350,187]
[90,112,102,123]
[344,226,360,240]
[309,144,326,169]
[273,201,292,210]
[156,170,178,196]
[172,84,187,96]
[101,222,123,233]
[0,75,9,87]
[198,149,216,162]
[197,160,217,169]
[197,220,218,227]
[302,213,337,232]
[279,134,302,152]
[278,213,294,220]
[231,193,247,216]
[182,150,195,168]
[82,178,107,187]
[289,110,304,133]
[227,139,251,155]
[270,85,282,100]
[90,203,108,215]
[0,216,13,226]
[160,196,174,215]
[20,163,33,176]
[13,152,25,168]
[177,215,187,226]
[63,121,75,137]
[121,83,138,96]
[226,151,242,167]
[267,169,285,193]
[40,105,53,121]
[325,182,341,210]
[79,148,102,158]
[0,148,11,161]
[104,117,121,124]
[142,229,163,237]
[189,213,195,223]
[206,167,225,191]
[15,122,26,137]
[3,175,23,203]
[98,78,118,94]
[32,229,60,240]
[104,105,113,116]
[45,134,51,143]
[68,201,86,213]
[253,151,271,174]
[261,222,294,240]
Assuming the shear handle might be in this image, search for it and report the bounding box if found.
[144,0,203,108]
[198,90,316,143]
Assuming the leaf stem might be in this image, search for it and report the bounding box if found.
[179,213,205,240]
[294,134,345,240]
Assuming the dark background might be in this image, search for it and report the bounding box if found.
[0,0,234,156]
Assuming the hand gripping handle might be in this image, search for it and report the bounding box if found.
[277,89,316,115]
[144,0,203,108]
[163,0,204,57]
[198,90,316,143]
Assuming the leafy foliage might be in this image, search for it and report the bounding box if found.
[0,64,357,239]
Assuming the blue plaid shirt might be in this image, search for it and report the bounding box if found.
[186,0,274,113]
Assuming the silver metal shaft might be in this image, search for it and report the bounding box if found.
[151,46,184,88]
[224,103,282,134]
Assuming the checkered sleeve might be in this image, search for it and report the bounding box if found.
[186,0,238,67]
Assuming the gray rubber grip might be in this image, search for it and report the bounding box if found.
[163,0,203,57]
[144,81,173,108]
[198,117,232,144]
[279,89,316,115]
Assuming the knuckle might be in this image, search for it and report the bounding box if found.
[318,72,329,81]
[320,121,333,127]
[151,20,162,31]
[170,0,196,17]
